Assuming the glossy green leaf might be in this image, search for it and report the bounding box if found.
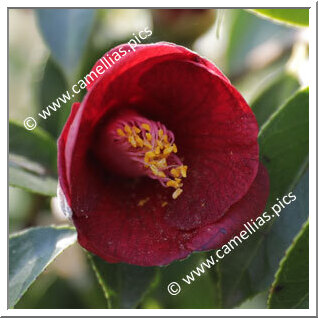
[143,253,221,309]
[217,87,309,308]
[226,9,293,76]
[9,121,57,172]
[268,221,309,308]
[38,57,71,139]
[259,87,309,205]
[9,226,77,308]
[9,161,57,196]
[247,170,308,293]
[9,121,58,195]
[250,9,309,27]
[251,72,300,128]
[88,253,157,309]
[36,9,96,76]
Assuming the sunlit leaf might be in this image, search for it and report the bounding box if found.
[250,9,309,27]
[268,221,309,308]
[36,9,96,77]
[88,253,157,309]
[217,87,309,308]
[9,226,77,308]
[251,72,300,128]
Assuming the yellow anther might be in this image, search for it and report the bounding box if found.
[133,126,141,133]
[163,146,174,156]
[157,171,166,178]
[156,158,167,169]
[117,128,125,137]
[144,141,153,149]
[128,135,137,147]
[166,180,179,189]
[155,146,161,155]
[175,178,182,184]
[146,133,152,141]
[180,165,188,178]
[135,135,144,147]
[172,188,183,199]
[145,151,156,160]
[124,125,132,134]
[170,168,180,178]
[161,201,168,207]
[138,197,150,206]
[141,123,150,131]
[118,119,187,200]
[150,165,166,178]
[157,140,164,149]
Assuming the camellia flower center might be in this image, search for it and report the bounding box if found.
[96,111,188,199]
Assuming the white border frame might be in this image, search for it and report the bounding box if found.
[3,1,316,316]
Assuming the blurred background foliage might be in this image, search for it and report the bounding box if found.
[9,8,309,309]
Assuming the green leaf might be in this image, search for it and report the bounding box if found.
[246,170,308,293]
[217,87,309,308]
[251,72,300,128]
[144,253,221,309]
[9,226,77,308]
[9,121,58,196]
[9,121,57,172]
[259,87,309,205]
[38,57,71,139]
[250,9,309,27]
[36,9,96,77]
[226,9,293,76]
[88,253,157,309]
[9,161,58,196]
[268,221,309,308]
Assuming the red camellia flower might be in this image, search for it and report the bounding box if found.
[58,42,269,266]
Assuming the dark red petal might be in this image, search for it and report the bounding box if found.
[85,42,229,91]
[136,59,259,229]
[58,43,262,266]
[73,163,268,266]
[188,163,270,251]
[57,102,81,203]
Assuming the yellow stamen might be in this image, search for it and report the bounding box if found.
[141,123,150,131]
[170,168,180,178]
[133,126,141,133]
[161,201,168,207]
[146,133,152,141]
[144,151,156,163]
[157,140,163,149]
[150,165,166,178]
[155,146,161,155]
[135,135,144,147]
[180,165,188,178]
[128,135,137,147]
[166,180,179,189]
[138,197,150,206]
[163,146,174,156]
[172,188,183,199]
[156,158,167,169]
[124,125,132,134]
[117,128,125,137]
[116,120,187,200]
[175,178,182,184]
